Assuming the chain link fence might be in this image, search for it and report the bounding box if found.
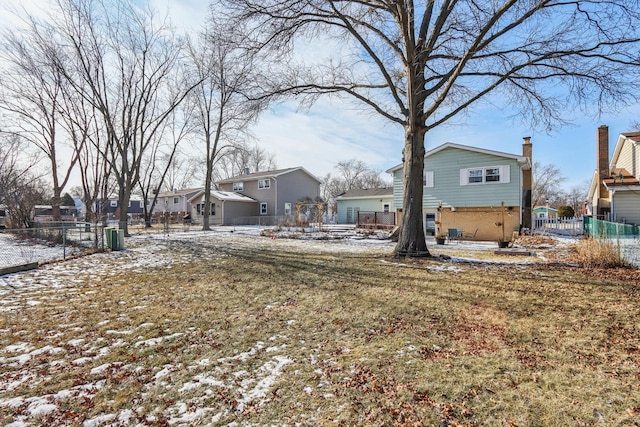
[0,223,105,274]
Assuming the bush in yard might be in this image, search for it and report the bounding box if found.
[574,237,630,268]
[557,205,575,218]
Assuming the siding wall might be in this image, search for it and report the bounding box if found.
[218,170,320,216]
[392,147,523,210]
[221,202,257,225]
[613,192,640,225]
[276,171,321,216]
[617,141,635,175]
[336,197,393,224]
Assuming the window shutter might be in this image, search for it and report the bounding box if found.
[501,165,511,183]
[460,169,468,186]
[425,171,434,188]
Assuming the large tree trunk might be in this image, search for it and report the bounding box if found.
[118,183,130,236]
[394,36,430,258]
[51,189,62,223]
[394,128,430,257]
[202,169,212,231]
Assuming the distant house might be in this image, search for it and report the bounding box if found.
[533,206,558,219]
[0,205,7,229]
[31,205,78,223]
[217,167,322,220]
[587,126,640,225]
[187,190,256,226]
[99,195,145,220]
[335,188,394,226]
[387,139,533,242]
[154,188,203,215]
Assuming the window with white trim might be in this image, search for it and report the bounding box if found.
[260,202,268,215]
[258,179,270,189]
[460,165,510,185]
[197,203,216,215]
[110,200,117,207]
[383,203,390,213]
[468,169,483,183]
[423,171,435,187]
[173,197,179,204]
[284,203,292,215]
[233,182,244,191]
[485,167,500,182]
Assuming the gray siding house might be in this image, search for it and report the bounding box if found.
[335,188,394,224]
[217,167,322,218]
[154,188,203,215]
[188,190,256,226]
[387,141,532,242]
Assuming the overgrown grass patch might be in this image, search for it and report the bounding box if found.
[1,235,639,426]
[574,237,632,268]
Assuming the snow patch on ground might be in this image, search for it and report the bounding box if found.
[0,226,599,425]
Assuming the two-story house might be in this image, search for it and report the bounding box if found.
[387,139,532,243]
[154,188,203,215]
[217,167,322,219]
[98,195,145,223]
[588,125,640,224]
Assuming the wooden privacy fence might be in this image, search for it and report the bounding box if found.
[357,211,396,229]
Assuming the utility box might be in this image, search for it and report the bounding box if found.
[105,227,125,250]
[104,227,114,248]
[116,229,125,250]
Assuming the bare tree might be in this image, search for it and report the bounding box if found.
[55,75,114,226]
[0,134,41,203]
[138,104,195,228]
[532,161,564,209]
[214,142,278,181]
[0,135,48,228]
[163,152,200,193]
[48,0,200,236]
[321,158,390,212]
[217,0,640,256]
[561,182,590,218]
[187,16,266,230]
[0,22,83,223]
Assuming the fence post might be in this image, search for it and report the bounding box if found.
[62,223,68,259]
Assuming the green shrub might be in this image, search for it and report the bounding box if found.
[557,205,575,218]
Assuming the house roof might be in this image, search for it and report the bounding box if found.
[590,131,640,198]
[335,188,393,200]
[156,188,203,198]
[104,194,144,201]
[188,190,256,203]
[216,167,322,184]
[610,132,640,173]
[385,142,531,173]
[533,206,558,213]
[603,168,640,188]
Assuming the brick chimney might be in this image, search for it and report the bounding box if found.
[597,125,610,215]
[522,136,532,229]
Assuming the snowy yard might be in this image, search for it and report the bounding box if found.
[1,228,638,426]
[1,229,403,426]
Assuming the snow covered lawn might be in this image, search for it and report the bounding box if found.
[1,228,638,426]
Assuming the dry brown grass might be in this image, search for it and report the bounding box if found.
[574,237,632,268]
[1,235,639,426]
